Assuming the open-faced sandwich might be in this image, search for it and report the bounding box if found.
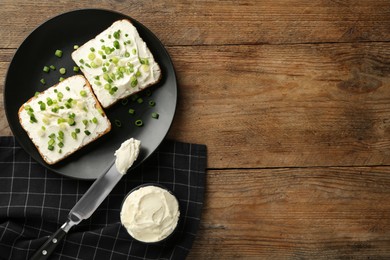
[18,75,111,165]
[72,19,162,108]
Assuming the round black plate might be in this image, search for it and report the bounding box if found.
[4,9,177,180]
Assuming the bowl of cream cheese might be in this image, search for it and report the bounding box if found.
[120,184,181,243]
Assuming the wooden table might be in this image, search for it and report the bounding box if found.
[2,1,390,259]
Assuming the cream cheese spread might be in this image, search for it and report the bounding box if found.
[114,138,141,174]
[19,75,111,164]
[72,19,161,108]
[120,185,180,243]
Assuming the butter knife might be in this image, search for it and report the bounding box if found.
[30,162,123,260]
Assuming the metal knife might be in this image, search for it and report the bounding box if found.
[30,161,123,260]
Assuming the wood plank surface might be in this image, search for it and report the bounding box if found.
[1,0,390,259]
[1,0,390,48]
[188,167,390,259]
[165,43,390,168]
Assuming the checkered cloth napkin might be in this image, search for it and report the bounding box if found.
[0,136,207,260]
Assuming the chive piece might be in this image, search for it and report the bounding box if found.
[149,100,156,107]
[79,59,85,64]
[68,118,75,126]
[131,78,138,87]
[84,130,91,136]
[135,119,143,127]
[48,145,54,151]
[40,102,46,111]
[59,68,66,75]
[47,98,53,106]
[114,120,122,127]
[34,91,40,97]
[82,119,89,126]
[121,98,128,105]
[88,52,96,61]
[80,90,87,97]
[66,86,70,91]
[40,78,46,85]
[75,128,80,133]
[151,112,159,119]
[128,108,135,115]
[90,47,95,52]
[132,48,137,55]
[137,97,143,104]
[113,40,120,49]
[58,142,64,148]
[59,77,65,82]
[74,45,79,50]
[92,117,98,124]
[43,66,50,73]
[145,89,152,96]
[71,132,77,140]
[55,49,63,58]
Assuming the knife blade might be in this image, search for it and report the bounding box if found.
[30,162,122,260]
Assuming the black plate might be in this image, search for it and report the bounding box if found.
[4,9,177,180]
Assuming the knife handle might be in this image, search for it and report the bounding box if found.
[30,227,67,260]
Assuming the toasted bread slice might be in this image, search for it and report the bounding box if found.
[18,75,111,165]
[72,19,162,108]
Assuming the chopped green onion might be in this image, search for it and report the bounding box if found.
[55,49,63,58]
[90,47,95,52]
[43,66,50,73]
[73,66,80,72]
[48,145,54,151]
[59,68,66,75]
[71,132,77,140]
[34,91,40,97]
[80,90,87,97]
[40,102,46,111]
[113,40,120,49]
[92,117,98,124]
[79,59,85,64]
[40,78,46,85]
[66,86,70,91]
[137,98,143,104]
[59,77,65,82]
[74,45,79,50]
[75,128,80,133]
[47,98,53,106]
[135,119,143,127]
[132,48,137,55]
[114,119,122,127]
[128,108,135,115]
[68,118,75,126]
[58,142,64,148]
[151,112,159,119]
[149,100,156,107]
[88,52,96,60]
[121,98,128,105]
[82,119,89,126]
[84,130,91,136]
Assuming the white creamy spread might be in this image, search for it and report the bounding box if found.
[72,19,161,108]
[19,75,111,164]
[120,185,180,243]
[114,138,141,175]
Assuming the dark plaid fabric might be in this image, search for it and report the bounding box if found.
[0,136,207,260]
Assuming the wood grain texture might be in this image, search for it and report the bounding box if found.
[2,0,390,259]
[166,42,390,168]
[188,167,390,259]
[1,0,390,48]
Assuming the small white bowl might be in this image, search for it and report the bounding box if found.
[120,183,181,244]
